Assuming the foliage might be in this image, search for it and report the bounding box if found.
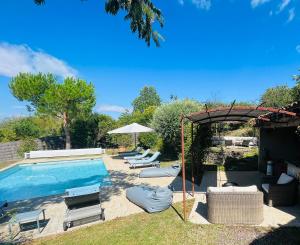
[17,138,38,157]
[98,114,117,147]
[0,126,17,143]
[188,124,212,183]
[9,74,96,149]
[152,99,202,158]
[13,118,40,139]
[9,73,55,111]
[70,113,116,148]
[34,0,164,47]
[260,85,294,108]
[138,132,158,149]
[292,71,300,101]
[132,86,161,113]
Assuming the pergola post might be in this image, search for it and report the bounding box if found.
[191,123,195,197]
[181,116,187,222]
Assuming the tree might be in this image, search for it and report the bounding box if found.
[132,86,161,113]
[152,99,202,158]
[260,85,293,108]
[9,73,96,149]
[33,0,164,47]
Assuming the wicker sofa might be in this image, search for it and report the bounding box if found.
[206,186,264,225]
[261,174,298,207]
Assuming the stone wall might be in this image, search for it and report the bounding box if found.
[0,136,65,162]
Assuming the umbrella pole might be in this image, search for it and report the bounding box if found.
[134,133,137,148]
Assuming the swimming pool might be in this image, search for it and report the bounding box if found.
[0,159,110,202]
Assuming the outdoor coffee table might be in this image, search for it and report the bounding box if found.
[8,209,46,238]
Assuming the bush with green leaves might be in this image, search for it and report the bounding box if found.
[17,138,38,157]
[152,99,203,159]
[13,118,40,138]
[138,132,159,149]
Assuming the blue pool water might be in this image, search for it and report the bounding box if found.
[0,159,110,202]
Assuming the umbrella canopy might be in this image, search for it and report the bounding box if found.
[108,123,154,147]
[108,123,154,134]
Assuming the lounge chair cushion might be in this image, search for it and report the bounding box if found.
[207,186,234,193]
[261,184,269,193]
[126,186,173,213]
[277,173,294,185]
[139,164,181,178]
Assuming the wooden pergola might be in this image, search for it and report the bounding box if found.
[180,105,299,221]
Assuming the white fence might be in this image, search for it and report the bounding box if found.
[25,148,106,159]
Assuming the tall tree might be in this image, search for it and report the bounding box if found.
[33,0,164,47]
[9,73,96,149]
[260,85,294,108]
[132,86,161,113]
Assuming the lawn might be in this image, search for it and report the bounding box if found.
[31,200,300,245]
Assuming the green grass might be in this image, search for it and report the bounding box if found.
[30,200,300,245]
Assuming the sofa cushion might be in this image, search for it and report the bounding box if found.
[207,186,234,193]
[277,173,294,185]
[261,184,269,193]
[233,185,258,192]
[207,185,258,193]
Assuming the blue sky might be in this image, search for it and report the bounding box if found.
[0,0,299,118]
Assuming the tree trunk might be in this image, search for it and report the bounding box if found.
[63,112,71,149]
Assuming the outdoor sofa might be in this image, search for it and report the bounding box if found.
[261,173,298,207]
[206,185,263,225]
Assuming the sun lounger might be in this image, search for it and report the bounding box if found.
[139,164,181,178]
[129,152,161,168]
[126,185,173,213]
[124,149,150,161]
[63,185,105,231]
[119,147,143,157]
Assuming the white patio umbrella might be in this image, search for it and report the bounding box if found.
[108,123,154,147]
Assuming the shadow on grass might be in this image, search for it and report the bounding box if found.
[250,226,300,245]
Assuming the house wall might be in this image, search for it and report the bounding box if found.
[259,126,300,202]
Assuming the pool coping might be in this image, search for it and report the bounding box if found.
[0,154,105,173]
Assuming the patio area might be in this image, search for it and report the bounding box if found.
[0,155,299,244]
[189,170,300,227]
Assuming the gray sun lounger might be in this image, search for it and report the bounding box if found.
[126,185,173,213]
[129,152,161,169]
[119,147,143,157]
[139,164,181,178]
[63,185,105,231]
[124,149,150,161]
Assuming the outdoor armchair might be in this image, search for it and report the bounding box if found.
[261,173,298,207]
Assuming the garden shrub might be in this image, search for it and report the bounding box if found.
[138,132,158,149]
[152,99,202,159]
[17,138,38,157]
